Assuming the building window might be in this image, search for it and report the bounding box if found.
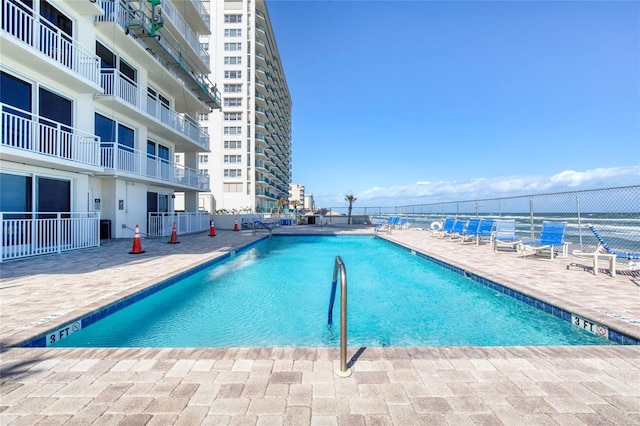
[224,56,242,65]
[224,183,243,192]
[147,86,170,120]
[119,59,137,85]
[224,98,242,107]
[199,113,209,121]
[224,140,242,149]
[224,14,242,23]
[224,155,242,163]
[224,127,242,135]
[1,72,75,158]
[224,169,242,178]
[198,154,209,164]
[0,173,32,213]
[223,84,242,93]
[224,112,242,121]
[224,28,242,37]
[224,42,242,51]
[0,174,72,220]
[224,70,242,79]
[95,114,134,151]
[40,1,73,36]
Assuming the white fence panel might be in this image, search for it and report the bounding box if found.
[1,213,100,262]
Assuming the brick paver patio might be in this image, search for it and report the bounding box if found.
[1,225,639,425]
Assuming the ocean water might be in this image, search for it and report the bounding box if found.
[52,236,614,347]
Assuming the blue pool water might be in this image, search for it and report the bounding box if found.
[52,236,614,347]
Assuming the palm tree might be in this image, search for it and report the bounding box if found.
[345,194,357,225]
[275,197,287,214]
[289,199,300,224]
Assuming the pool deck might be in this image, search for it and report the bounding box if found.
[1,225,639,425]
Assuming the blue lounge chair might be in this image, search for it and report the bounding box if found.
[459,218,481,243]
[447,219,468,241]
[519,221,567,260]
[431,217,455,237]
[573,225,640,276]
[390,217,400,229]
[462,218,495,245]
[493,220,520,252]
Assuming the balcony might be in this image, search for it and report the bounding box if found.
[0,104,102,171]
[95,69,209,152]
[159,0,210,71]
[0,0,101,91]
[255,93,269,108]
[100,142,210,191]
[255,38,267,54]
[95,0,220,109]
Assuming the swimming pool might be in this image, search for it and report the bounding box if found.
[49,236,614,347]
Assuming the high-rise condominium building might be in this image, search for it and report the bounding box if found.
[1,0,219,260]
[201,0,292,213]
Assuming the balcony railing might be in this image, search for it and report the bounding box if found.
[95,0,220,109]
[1,104,101,167]
[1,212,100,262]
[100,142,210,191]
[98,69,209,151]
[190,0,210,25]
[161,0,210,66]
[1,0,100,86]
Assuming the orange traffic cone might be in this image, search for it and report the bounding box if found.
[209,220,216,237]
[129,224,145,254]
[168,222,180,244]
[233,219,239,231]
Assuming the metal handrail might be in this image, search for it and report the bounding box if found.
[328,256,351,377]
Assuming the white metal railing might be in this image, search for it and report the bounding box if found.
[1,104,101,166]
[98,70,209,150]
[95,0,128,27]
[148,212,211,237]
[100,142,210,191]
[95,0,220,109]
[1,0,100,86]
[1,212,100,262]
[161,0,210,66]
[189,0,210,26]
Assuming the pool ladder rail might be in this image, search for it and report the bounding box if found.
[328,255,351,377]
[250,220,272,236]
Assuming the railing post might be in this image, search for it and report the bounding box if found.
[56,213,62,254]
[529,196,535,238]
[575,192,584,250]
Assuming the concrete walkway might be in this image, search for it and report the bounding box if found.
[1,225,639,425]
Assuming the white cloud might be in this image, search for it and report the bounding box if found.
[313,166,640,207]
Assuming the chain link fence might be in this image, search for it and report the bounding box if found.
[322,185,640,253]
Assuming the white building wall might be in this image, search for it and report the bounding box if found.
[1,0,218,247]
[200,0,292,214]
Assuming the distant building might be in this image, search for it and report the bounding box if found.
[1,0,219,260]
[304,194,315,211]
[289,183,305,210]
[197,0,292,213]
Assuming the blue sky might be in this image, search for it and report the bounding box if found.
[267,0,639,208]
